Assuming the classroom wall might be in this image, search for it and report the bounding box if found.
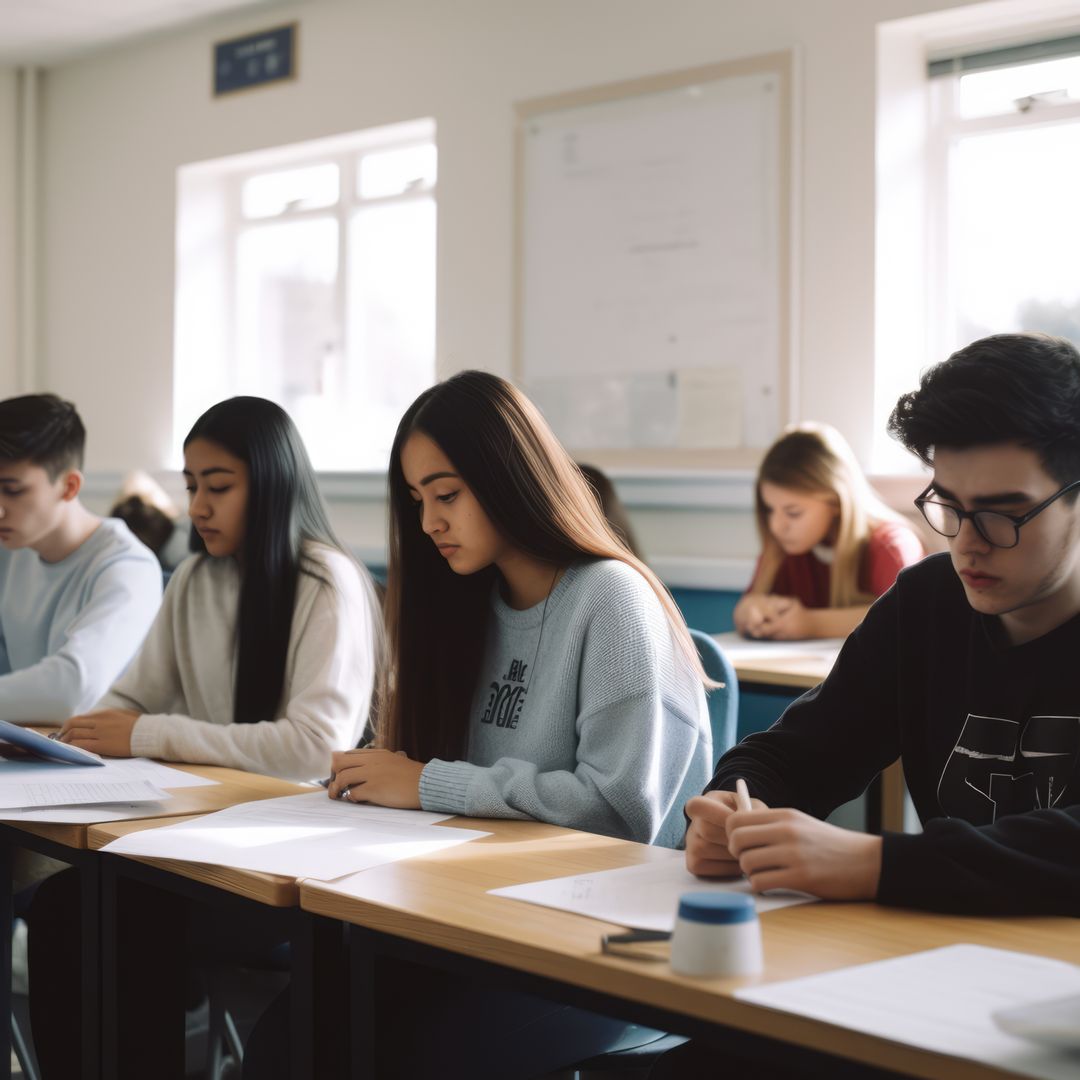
[33,0,993,565]
[0,68,17,399]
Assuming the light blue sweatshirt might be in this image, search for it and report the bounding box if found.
[419,559,711,848]
[0,518,162,723]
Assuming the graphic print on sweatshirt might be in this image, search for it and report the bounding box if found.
[937,713,1080,824]
[479,657,530,731]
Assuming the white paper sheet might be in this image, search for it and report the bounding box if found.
[713,632,844,664]
[735,945,1080,1080]
[100,791,487,880]
[0,801,176,824]
[0,757,218,789]
[0,779,169,809]
[488,850,814,930]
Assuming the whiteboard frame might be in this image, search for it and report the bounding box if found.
[513,51,795,470]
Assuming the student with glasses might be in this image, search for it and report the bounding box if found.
[680,331,1080,921]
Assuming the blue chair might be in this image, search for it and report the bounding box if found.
[690,628,738,764]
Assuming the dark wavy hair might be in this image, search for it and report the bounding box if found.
[0,393,85,478]
[184,397,349,726]
[380,370,707,762]
[889,332,1080,491]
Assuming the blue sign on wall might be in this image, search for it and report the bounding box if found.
[214,24,296,96]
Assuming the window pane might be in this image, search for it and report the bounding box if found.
[346,197,436,468]
[242,163,339,218]
[358,143,437,199]
[949,121,1080,346]
[236,218,346,468]
[959,55,1080,119]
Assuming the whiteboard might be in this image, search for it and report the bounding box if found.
[515,54,792,465]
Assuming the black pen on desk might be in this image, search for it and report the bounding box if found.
[317,775,352,800]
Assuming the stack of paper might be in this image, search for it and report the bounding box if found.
[489,850,814,929]
[100,791,490,880]
[0,758,217,822]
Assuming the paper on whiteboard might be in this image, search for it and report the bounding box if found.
[735,945,1080,1080]
[489,850,814,930]
[0,780,170,810]
[100,791,487,881]
[676,367,742,449]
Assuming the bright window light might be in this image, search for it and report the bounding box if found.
[175,121,437,471]
[242,163,340,218]
[959,56,1080,119]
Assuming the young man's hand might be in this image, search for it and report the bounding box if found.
[327,748,425,809]
[59,709,140,757]
[684,790,769,877]
[726,807,882,900]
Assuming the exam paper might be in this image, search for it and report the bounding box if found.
[712,632,844,664]
[0,757,218,790]
[0,779,169,809]
[735,945,1080,1080]
[99,791,488,880]
[488,850,814,930]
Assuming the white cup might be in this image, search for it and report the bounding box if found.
[669,892,763,978]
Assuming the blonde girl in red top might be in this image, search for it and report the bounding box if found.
[734,422,924,640]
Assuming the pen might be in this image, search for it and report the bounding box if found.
[317,776,352,800]
[735,777,752,813]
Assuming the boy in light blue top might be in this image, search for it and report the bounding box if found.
[0,394,162,723]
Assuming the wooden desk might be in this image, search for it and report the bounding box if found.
[86,794,342,1080]
[714,631,840,692]
[301,818,1080,1080]
[0,763,308,1080]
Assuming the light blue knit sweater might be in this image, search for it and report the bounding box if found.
[418,559,711,847]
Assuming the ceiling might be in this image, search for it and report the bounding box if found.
[0,0,288,67]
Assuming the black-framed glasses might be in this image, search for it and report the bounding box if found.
[914,480,1080,549]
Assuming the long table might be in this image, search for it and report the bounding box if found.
[300,817,1080,1080]
[0,762,309,1080]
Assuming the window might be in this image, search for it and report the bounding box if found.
[174,121,436,471]
[928,45,1080,358]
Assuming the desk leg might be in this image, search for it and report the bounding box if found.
[0,840,12,1080]
[348,926,378,1080]
[79,859,101,1080]
[291,913,346,1079]
[101,860,186,1080]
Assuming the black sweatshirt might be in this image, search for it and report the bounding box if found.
[708,553,1080,916]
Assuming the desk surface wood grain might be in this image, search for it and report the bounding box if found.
[301,817,1080,1080]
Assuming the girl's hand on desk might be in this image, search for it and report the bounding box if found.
[725,807,882,900]
[737,595,795,639]
[684,791,768,878]
[58,709,140,757]
[327,748,424,809]
[752,597,812,641]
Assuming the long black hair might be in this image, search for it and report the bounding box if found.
[381,371,707,761]
[184,396,348,725]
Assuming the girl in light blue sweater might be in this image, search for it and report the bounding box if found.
[329,370,712,847]
[293,371,712,1080]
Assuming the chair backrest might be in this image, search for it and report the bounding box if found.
[689,629,738,766]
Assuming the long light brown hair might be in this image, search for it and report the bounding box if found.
[750,423,907,608]
[380,371,710,762]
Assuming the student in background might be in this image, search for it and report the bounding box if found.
[734,422,923,640]
[578,462,645,560]
[685,332,1080,924]
[246,370,713,1080]
[0,393,162,724]
[57,395,381,779]
[30,396,382,1080]
[108,469,190,569]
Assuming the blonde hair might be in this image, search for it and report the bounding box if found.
[750,423,905,608]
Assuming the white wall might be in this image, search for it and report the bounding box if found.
[0,68,17,398]
[36,0,996,573]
